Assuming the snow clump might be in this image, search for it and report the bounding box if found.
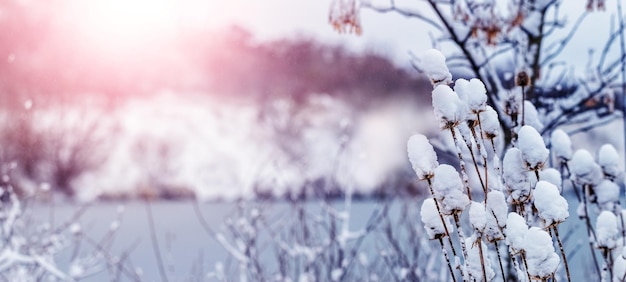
[502,148,530,203]
[538,168,561,189]
[407,134,439,179]
[505,212,528,253]
[524,227,560,279]
[420,49,452,86]
[479,106,500,140]
[454,78,487,114]
[596,211,618,249]
[533,181,568,226]
[522,101,544,132]
[596,180,620,211]
[432,85,465,128]
[420,198,450,239]
[570,149,603,186]
[517,125,549,171]
[550,129,572,161]
[432,164,469,214]
[485,190,507,242]
[598,144,622,180]
[469,201,487,232]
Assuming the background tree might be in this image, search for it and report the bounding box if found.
[331,0,625,148]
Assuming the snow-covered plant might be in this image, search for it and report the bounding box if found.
[599,144,623,181]
[407,134,439,180]
[517,125,549,173]
[407,49,579,281]
[524,227,561,280]
[0,185,135,281]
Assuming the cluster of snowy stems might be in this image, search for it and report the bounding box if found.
[561,133,626,281]
[409,49,574,282]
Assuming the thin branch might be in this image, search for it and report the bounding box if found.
[542,12,588,65]
[361,2,443,31]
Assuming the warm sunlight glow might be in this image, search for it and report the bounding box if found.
[63,0,180,58]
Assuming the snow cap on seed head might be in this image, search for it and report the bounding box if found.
[432,85,465,128]
[524,227,560,279]
[420,198,451,240]
[533,181,569,226]
[598,144,622,180]
[502,148,530,203]
[596,211,619,249]
[432,164,469,214]
[596,180,620,211]
[479,105,500,139]
[454,78,488,116]
[420,49,452,87]
[407,134,439,179]
[505,212,528,252]
[517,125,549,171]
[469,201,487,232]
[570,149,604,186]
[550,129,572,161]
[523,101,544,132]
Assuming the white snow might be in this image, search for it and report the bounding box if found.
[505,212,528,252]
[469,201,487,232]
[432,164,469,214]
[485,191,507,242]
[454,78,487,114]
[570,149,604,186]
[533,181,569,226]
[464,235,495,282]
[407,134,439,179]
[596,180,620,211]
[614,254,626,282]
[479,105,500,139]
[517,125,549,170]
[420,49,452,86]
[523,101,543,132]
[523,227,560,279]
[550,129,572,161]
[432,84,465,127]
[596,211,619,249]
[538,168,562,189]
[420,198,450,239]
[502,148,530,202]
[598,144,622,180]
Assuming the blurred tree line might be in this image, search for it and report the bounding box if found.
[0,1,430,198]
[0,0,428,109]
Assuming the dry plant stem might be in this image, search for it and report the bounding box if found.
[145,200,169,282]
[510,253,522,282]
[521,85,526,126]
[469,123,489,201]
[601,248,612,282]
[552,225,571,282]
[521,252,532,282]
[450,127,473,201]
[439,237,458,282]
[494,240,506,282]
[465,142,487,197]
[582,184,602,278]
[453,213,470,272]
[427,179,459,258]
[620,212,626,247]
[477,236,488,282]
